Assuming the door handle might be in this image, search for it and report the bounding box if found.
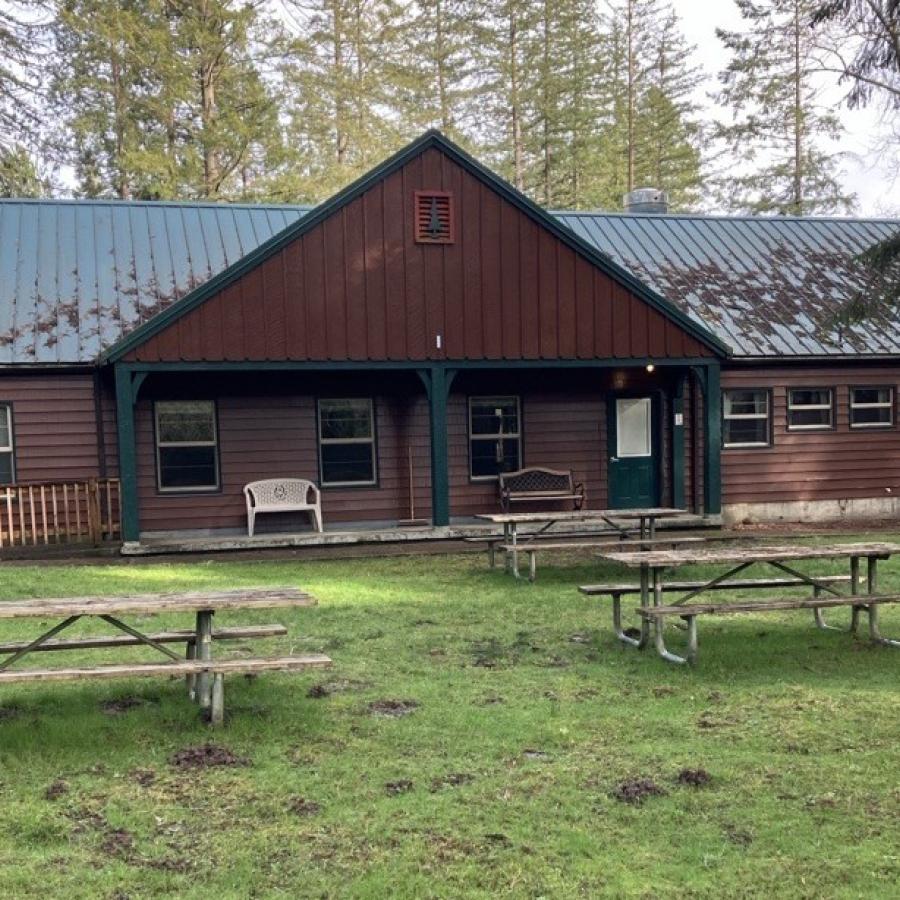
[610,457,619,463]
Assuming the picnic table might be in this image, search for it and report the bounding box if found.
[594,542,900,664]
[0,588,332,724]
[475,508,687,578]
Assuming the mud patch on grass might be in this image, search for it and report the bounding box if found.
[568,632,592,644]
[169,744,250,770]
[474,695,504,706]
[0,704,22,721]
[522,749,551,761]
[612,778,667,805]
[131,768,156,787]
[724,824,753,847]
[430,772,474,792]
[676,768,712,787]
[45,779,70,800]
[385,779,414,796]
[101,696,153,716]
[368,699,419,717]
[652,686,675,697]
[101,828,135,858]
[288,797,321,816]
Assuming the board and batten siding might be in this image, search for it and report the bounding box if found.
[124,148,713,365]
[721,365,900,507]
[0,373,103,483]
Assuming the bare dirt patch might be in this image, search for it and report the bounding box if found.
[131,768,156,787]
[385,779,414,796]
[0,704,22,721]
[101,696,152,716]
[430,772,474,792]
[368,699,419,717]
[169,744,250,770]
[522,749,551,761]
[45,779,70,800]
[101,828,135,858]
[288,797,321,816]
[612,778,667,805]
[307,678,369,699]
[474,695,504,706]
[676,768,712,787]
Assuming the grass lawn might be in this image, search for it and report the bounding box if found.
[0,538,898,898]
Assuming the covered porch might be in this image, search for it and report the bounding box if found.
[111,359,723,551]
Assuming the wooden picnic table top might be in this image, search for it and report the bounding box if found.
[475,507,686,524]
[0,587,315,619]
[596,541,900,568]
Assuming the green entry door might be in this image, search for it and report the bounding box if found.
[607,396,659,509]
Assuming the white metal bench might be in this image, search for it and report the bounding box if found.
[244,479,323,536]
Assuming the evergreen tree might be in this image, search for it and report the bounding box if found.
[715,0,855,215]
[0,2,45,149]
[0,146,48,197]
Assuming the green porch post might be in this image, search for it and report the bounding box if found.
[421,367,455,527]
[702,363,722,516]
[114,364,140,543]
[671,374,686,509]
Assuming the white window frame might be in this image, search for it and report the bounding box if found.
[849,386,895,430]
[155,401,219,493]
[468,395,522,481]
[0,404,14,483]
[787,387,834,432]
[722,389,770,449]
[317,398,377,487]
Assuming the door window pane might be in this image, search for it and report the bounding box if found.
[0,405,12,483]
[616,398,652,458]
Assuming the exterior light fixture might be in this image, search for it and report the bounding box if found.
[646,363,655,373]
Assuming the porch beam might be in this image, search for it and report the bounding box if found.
[702,363,722,515]
[114,364,140,544]
[671,374,686,509]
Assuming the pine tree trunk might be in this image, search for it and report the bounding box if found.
[626,0,635,193]
[792,0,803,215]
[542,0,551,205]
[435,0,450,131]
[334,2,346,166]
[509,12,523,191]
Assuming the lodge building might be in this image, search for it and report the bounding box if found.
[1,131,898,551]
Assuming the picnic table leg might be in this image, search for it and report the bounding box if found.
[813,555,861,632]
[528,550,536,583]
[210,674,225,726]
[195,610,214,710]
[186,639,197,700]
[652,612,693,665]
[510,525,521,580]
[637,564,651,650]
[611,592,640,647]
[502,523,511,572]
[864,556,898,647]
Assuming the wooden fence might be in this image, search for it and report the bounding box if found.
[0,478,121,548]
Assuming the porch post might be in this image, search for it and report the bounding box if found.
[702,363,722,516]
[114,364,140,544]
[671,373,686,509]
[421,366,455,527]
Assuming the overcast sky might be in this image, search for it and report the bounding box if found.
[674,0,898,216]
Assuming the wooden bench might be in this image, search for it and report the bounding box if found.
[635,593,900,665]
[498,467,584,513]
[504,536,707,582]
[0,655,332,725]
[244,478,323,536]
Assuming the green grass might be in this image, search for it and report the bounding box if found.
[0,538,898,898]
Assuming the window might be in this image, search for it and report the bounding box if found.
[787,388,833,431]
[469,396,521,479]
[318,399,377,486]
[850,386,894,429]
[0,404,13,483]
[722,389,770,448]
[155,401,219,492]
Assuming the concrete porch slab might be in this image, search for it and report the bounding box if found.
[122,514,717,556]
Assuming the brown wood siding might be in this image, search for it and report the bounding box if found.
[135,392,432,534]
[126,148,713,364]
[0,374,103,483]
[722,364,900,505]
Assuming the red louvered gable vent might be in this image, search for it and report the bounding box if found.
[414,191,454,244]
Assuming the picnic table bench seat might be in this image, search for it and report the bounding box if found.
[498,467,584,512]
[634,593,900,665]
[579,575,853,599]
[0,655,333,724]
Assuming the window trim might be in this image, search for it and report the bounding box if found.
[722,388,772,449]
[154,400,220,494]
[849,385,895,430]
[317,397,378,488]
[0,402,15,484]
[468,395,523,482]
[786,386,835,433]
